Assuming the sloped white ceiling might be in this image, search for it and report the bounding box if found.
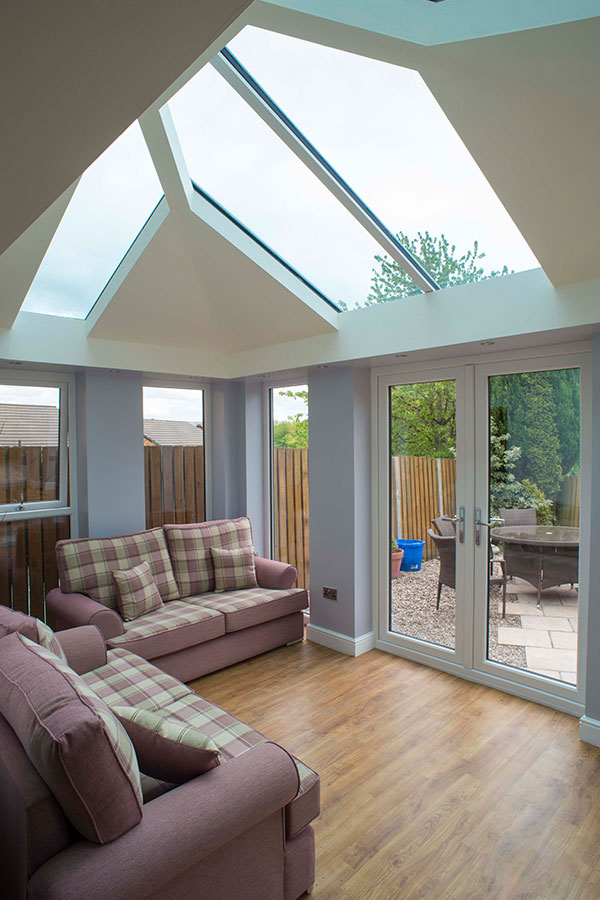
[87,211,338,352]
[0,0,252,256]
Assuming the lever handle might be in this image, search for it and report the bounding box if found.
[443,507,465,543]
[475,509,504,545]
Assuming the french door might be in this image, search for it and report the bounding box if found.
[375,352,589,713]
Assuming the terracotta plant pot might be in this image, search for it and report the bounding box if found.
[391,548,404,579]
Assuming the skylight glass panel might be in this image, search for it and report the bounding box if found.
[168,64,407,309]
[228,27,540,293]
[22,122,163,319]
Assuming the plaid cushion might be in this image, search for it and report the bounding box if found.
[56,528,180,609]
[113,561,163,622]
[106,600,222,648]
[81,649,191,710]
[22,638,143,807]
[211,545,257,592]
[164,517,254,596]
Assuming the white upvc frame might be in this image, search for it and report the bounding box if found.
[261,374,308,560]
[371,341,591,717]
[374,364,470,668]
[471,352,590,709]
[142,378,212,521]
[0,369,77,528]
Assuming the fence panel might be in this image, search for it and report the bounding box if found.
[391,455,457,560]
[145,445,205,528]
[273,447,309,589]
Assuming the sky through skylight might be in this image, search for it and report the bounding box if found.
[22,122,163,319]
[228,27,539,281]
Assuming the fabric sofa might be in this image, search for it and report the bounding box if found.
[0,612,319,900]
[47,517,308,681]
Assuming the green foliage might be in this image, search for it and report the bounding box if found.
[366,230,511,305]
[489,418,553,522]
[272,389,308,449]
[390,381,456,458]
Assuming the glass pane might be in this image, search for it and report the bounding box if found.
[0,385,61,503]
[487,368,580,685]
[228,27,539,296]
[389,380,456,650]
[168,65,405,309]
[23,122,163,319]
[143,387,205,526]
[271,386,309,589]
[0,516,70,622]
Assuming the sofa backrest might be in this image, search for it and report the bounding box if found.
[0,713,74,899]
[164,517,254,597]
[56,528,180,609]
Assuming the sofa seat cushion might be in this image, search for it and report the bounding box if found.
[195,587,308,633]
[81,649,320,836]
[148,691,319,836]
[81,649,193,710]
[56,527,180,610]
[105,601,225,659]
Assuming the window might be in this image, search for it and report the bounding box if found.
[228,27,539,294]
[0,375,74,622]
[143,386,206,526]
[23,122,164,319]
[168,64,398,309]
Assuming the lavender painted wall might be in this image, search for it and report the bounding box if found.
[76,369,145,537]
[308,366,372,639]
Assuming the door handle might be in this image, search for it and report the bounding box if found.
[475,509,504,546]
[442,506,465,543]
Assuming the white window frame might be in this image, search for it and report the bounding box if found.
[142,378,211,521]
[0,369,76,525]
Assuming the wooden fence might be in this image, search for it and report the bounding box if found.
[273,448,309,589]
[391,455,456,561]
[0,445,67,623]
[556,474,580,527]
[145,445,205,528]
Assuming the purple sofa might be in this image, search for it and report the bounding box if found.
[0,619,319,900]
[46,517,307,681]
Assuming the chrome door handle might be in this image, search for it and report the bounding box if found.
[442,506,465,543]
[475,509,504,545]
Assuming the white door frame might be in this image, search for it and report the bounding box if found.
[371,344,590,717]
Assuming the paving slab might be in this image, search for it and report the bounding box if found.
[560,672,577,683]
[560,597,579,608]
[550,631,577,650]
[540,603,577,618]
[529,668,561,679]
[499,601,543,616]
[521,615,572,632]
[498,627,551,648]
[526,647,577,671]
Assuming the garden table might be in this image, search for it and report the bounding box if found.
[490,525,579,606]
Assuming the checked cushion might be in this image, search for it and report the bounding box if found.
[56,527,180,609]
[164,517,254,597]
[113,561,163,622]
[211,544,257,592]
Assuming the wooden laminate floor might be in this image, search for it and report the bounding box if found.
[190,640,600,900]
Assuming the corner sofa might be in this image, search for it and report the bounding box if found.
[47,517,308,681]
[0,610,320,900]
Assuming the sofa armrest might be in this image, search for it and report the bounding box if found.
[255,556,298,590]
[28,742,299,900]
[46,588,125,640]
[55,626,107,674]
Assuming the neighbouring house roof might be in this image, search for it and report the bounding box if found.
[0,404,58,446]
[143,418,204,446]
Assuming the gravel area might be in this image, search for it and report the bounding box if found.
[390,558,527,668]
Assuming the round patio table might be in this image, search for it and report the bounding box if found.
[490,525,579,605]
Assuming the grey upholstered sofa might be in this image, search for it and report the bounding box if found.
[46,517,307,681]
[0,613,319,900]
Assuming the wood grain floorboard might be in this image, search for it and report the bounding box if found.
[189,640,600,899]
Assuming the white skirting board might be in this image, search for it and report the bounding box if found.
[306,623,376,657]
[579,715,600,747]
